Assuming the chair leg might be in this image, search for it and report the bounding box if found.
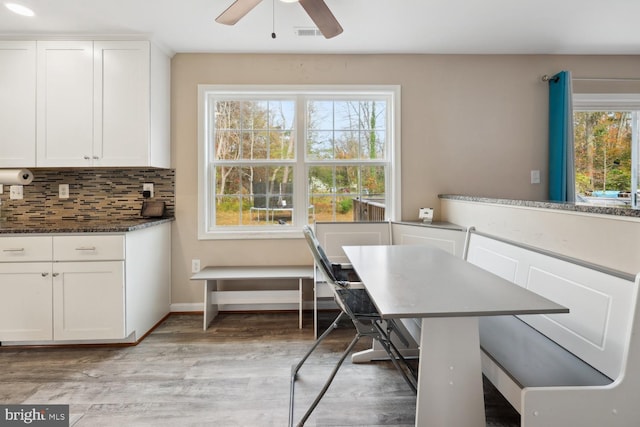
[294,333,362,427]
[373,322,418,394]
[289,312,345,427]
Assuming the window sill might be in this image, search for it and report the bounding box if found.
[198,227,305,240]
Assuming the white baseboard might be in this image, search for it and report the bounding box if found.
[170,303,202,312]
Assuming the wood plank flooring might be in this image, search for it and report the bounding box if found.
[0,312,520,426]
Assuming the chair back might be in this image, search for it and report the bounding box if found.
[302,225,353,315]
[303,225,337,282]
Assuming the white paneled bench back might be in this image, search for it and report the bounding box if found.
[466,229,640,427]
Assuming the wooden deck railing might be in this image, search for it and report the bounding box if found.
[352,198,386,221]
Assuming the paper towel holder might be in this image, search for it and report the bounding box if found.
[0,168,34,185]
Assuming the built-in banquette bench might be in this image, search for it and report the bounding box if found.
[466,229,640,427]
[314,220,640,426]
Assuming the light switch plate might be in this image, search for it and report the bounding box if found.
[0,184,3,194]
[531,170,541,184]
[9,185,23,200]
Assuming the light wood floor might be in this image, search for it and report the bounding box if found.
[0,312,520,426]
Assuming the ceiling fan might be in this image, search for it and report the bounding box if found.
[215,0,343,39]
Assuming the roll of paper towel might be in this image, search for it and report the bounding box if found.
[0,169,34,185]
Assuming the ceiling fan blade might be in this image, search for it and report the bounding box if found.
[215,0,263,25]
[298,0,343,39]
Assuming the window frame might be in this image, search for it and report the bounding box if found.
[573,93,640,209]
[197,84,402,240]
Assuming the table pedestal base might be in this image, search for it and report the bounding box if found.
[417,316,486,427]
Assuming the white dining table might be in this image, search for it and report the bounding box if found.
[342,244,568,427]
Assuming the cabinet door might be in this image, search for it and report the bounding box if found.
[0,41,36,167]
[93,41,150,166]
[53,261,125,340]
[36,41,94,166]
[0,263,53,341]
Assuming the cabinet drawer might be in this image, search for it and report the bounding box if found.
[0,236,52,262]
[53,235,124,261]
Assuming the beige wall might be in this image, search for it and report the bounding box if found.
[170,53,640,306]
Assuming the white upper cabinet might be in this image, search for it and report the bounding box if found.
[33,40,170,168]
[0,41,36,167]
[37,41,94,166]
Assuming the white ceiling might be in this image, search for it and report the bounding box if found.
[1,0,639,56]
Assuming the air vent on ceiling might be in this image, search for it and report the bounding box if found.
[295,27,323,37]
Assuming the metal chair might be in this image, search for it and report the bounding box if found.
[288,225,418,427]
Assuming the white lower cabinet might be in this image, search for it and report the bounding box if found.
[0,223,171,345]
[0,262,53,341]
[53,261,124,340]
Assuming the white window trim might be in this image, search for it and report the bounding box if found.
[573,93,640,209]
[197,84,402,240]
[573,93,640,110]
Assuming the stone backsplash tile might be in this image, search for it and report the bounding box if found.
[0,168,175,221]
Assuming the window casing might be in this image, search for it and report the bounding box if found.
[573,94,640,209]
[197,85,401,239]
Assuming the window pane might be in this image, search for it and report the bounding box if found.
[307,99,388,162]
[574,111,632,206]
[360,131,386,160]
[241,101,268,129]
[334,130,359,159]
[308,100,333,130]
[270,130,295,160]
[334,101,355,130]
[215,195,243,226]
[215,100,241,129]
[214,165,295,227]
[241,131,268,160]
[269,100,295,129]
[307,130,334,160]
[215,131,240,160]
[362,165,386,198]
[308,166,385,221]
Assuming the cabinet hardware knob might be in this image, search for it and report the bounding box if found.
[75,246,97,251]
[84,155,91,160]
[2,248,25,252]
[52,273,59,277]
[41,272,49,277]
[93,156,100,160]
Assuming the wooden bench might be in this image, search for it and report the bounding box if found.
[190,266,314,330]
[466,229,640,427]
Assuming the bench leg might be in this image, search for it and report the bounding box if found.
[203,279,219,330]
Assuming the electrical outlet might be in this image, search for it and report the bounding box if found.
[59,184,69,199]
[191,259,201,273]
[143,183,154,198]
[9,185,23,200]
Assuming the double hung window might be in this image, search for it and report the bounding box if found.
[198,85,400,239]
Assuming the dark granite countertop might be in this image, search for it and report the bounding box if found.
[439,195,640,219]
[0,217,174,234]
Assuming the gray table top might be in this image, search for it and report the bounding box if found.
[343,245,568,319]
